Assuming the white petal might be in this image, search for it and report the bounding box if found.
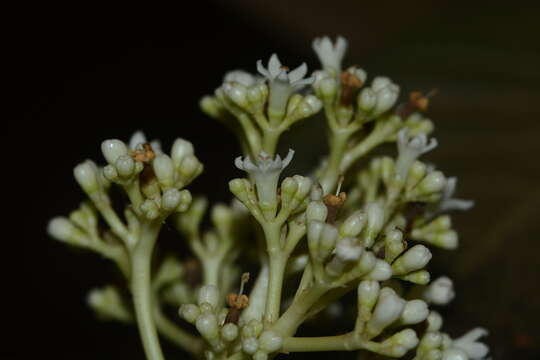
[129,131,147,150]
[268,54,282,77]
[288,63,308,83]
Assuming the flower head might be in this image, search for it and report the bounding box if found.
[234,150,295,213]
[312,36,348,72]
[395,129,438,180]
[257,54,314,117]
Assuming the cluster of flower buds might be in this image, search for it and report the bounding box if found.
[311,36,400,128]
[201,55,321,157]
[231,150,312,222]
[414,311,489,360]
[354,280,428,357]
[87,285,133,323]
[179,284,284,360]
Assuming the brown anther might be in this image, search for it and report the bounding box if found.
[131,143,156,163]
[323,192,347,224]
[396,89,438,119]
[225,272,250,324]
[339,71,363,106]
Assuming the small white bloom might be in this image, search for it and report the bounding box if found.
[234,149,294,210]
[452,328,489,359]
[223,70,258,87]
[128,130,162,153]
[439,177,474,212]
[424,276,455,305]
[395,129,438,180]
[312,35,348,71]
[257,54,314,117]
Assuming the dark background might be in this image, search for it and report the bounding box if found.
[4,1,540,359]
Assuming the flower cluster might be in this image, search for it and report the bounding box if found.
[48,35,488,360]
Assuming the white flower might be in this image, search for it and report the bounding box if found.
[395,129,438,180]
[223,70,258,87]
[452,328,489,359]
[235,149,295,207]
[257,54,314,117]
[439,177,474,212]
[423,276,455,305]
[312,35,348,71]
[129,130,162,153]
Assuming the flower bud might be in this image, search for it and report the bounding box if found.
[373,84,399,116]
[101,139,128,165]
[223,82,249,108]
[414,171,446,197]
[318,225,339,260]
[140,199,160,220]
[357,280,380,319]
[358,87,376,112]
[340,211,365,237]
[427,311,443,331]
[400,299,429,325]
[242,337,259,354]
[198,285,220,309]
[385,229,405,263]
[364,202,385,247]
[153,154,175,188]
[400,270,431,285]
[367,288,406,337]
[162,188,181,212]
[115,155,136,178]
[382,329,419,357]
[366,259,392,281]
[48,217,77,242]
[179,304,201,323]
[259,330,283,353]
[103,164,118,182]
[229,178,251,203]
[171,138,194,166]
[200,96,223,118]
[423,276,455,305]
[306,201,328,222]
[196,312,219,340]
[392,245,432,275]
[74,160,100,193]
[221,323,239,342]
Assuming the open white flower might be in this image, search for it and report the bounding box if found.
[452,328,489,359]
[257,54,314,118]
[395,129,438,180]
[439,177,474,212]
[312,36,348,71]
[235,149,295,206]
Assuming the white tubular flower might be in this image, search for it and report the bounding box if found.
[234,150,294,213]
[223,70,258,87]
[128,130,162,153]
[257,54,314,118]
[395,129,438,181]
[452,328,489,359]
[312,35,348,72]
[371,76,400,117]
[423,276,455,305]
[438,177,474,212]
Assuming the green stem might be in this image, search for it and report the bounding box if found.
[131,222,164,360]
[264,254,287,325]
[261,128,281,157]
[281,333,369,352]
[319,129,352,193]
[271,283,328,336]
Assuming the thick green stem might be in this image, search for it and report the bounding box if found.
[131,222,164,360]
[264,254,287,325]
[271,284,328,336]
[261,128,281,157]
